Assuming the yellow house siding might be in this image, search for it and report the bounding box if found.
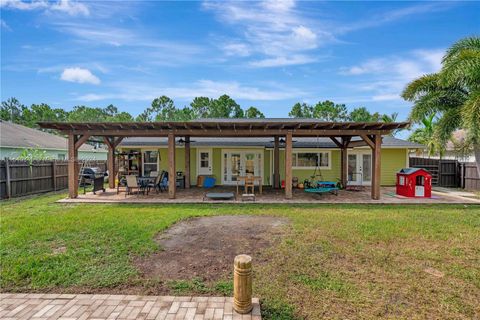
[120,146,408,187]
[380,148,408,186]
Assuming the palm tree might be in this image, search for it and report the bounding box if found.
[402,36,480,175]
[408,113,441,157]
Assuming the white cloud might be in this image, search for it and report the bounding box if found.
[76,79,305,102]
[1,19,12,31]
[0,0,48,11]
[60,67,100,84]
[338,2,457,34]
[250,55,316,67]
[339,49,445,102]
[204,0,327,67]
[222,43,251,57]
[49,0,89,16]
[0,0,89,16]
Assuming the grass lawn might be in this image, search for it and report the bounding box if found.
[1,193,479,319]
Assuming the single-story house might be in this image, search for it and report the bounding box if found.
[117,136,423,188]
[38,118,419,200]
[0,120,107,160]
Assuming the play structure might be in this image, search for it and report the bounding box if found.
[303,150,340,196]
[396,168,432,198]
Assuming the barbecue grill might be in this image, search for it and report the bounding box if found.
[81,167,106,194]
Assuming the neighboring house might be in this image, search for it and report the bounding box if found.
[118,135,423,187]
[411,129,476,162]
[0,120,107,160]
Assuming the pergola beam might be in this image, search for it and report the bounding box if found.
[75,134,91,150]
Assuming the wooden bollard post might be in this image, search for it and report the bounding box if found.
[233,254,253,314]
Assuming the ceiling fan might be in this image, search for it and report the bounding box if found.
[177,138,196,145]
[270,137,297,144]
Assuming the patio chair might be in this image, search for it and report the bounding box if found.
[147,174,162,194]
[126,175,142,197]
[159,171,169,192]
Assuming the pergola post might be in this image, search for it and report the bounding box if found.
[168,132,176,199]
[105,138,115,189]
[340,137,351,188]
[372,134,382,200]
[285,131,293,199]
[341,146,348,188]
[103,137,123,189]
[67,133,79,199]
[184,136,190,189]
[273,136,280,188]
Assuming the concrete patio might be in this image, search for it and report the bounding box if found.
[58,186,480,204]
[0,293,261,320]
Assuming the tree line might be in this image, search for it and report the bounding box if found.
[1,95,399,131]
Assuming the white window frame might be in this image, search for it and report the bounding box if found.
[292,150,331,170]
[142,149,159,176]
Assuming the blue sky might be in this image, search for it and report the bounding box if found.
[1,0,479,125]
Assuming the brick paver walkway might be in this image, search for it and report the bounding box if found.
[0,293,261,320]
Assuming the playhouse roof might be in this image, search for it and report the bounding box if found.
[398,168,430,175]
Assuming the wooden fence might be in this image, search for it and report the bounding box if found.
[462,162,480,191]
[0,159,107,199]
[409,157,479,190]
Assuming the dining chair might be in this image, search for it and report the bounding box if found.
[244,175,255,194]
[126,175,142,197]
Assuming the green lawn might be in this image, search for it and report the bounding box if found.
[1,193,479,319]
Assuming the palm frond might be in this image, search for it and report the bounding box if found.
[443,36,480,64]
[434,108,462,145]
[461,90,480,144]
[402,73,440,101]
[442,49,480,88]
[408,89,466,122]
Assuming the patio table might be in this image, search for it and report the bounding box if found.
[137,177,155,194]
[236,176,263,195]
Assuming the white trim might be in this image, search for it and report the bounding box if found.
[347,149,372,186]
[141,149,160,176]
[292,150,332,170]
[197,148,213,175]
[221,149,264,185]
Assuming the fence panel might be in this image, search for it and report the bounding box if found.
[438,160,460,188]
[464,163,480,191]
[0,159,107,200]
[409,157,440,185]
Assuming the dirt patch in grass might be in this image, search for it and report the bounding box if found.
[135,215,289,283]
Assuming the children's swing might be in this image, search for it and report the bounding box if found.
[303,136,340,196]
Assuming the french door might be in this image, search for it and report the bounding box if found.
[347,150,372,186]
[222,150,262,185]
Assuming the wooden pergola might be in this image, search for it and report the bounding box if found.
[39,119,409,200]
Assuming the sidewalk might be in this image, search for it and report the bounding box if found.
[0,293,261,320]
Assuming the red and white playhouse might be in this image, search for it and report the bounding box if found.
[396,168,432,198]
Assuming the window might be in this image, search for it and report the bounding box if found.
[399,176,405,186]
[292,151,330,169]
[142,150,158,176]
[57,154,66,160]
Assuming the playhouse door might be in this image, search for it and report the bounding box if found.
[415,186,425,197]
